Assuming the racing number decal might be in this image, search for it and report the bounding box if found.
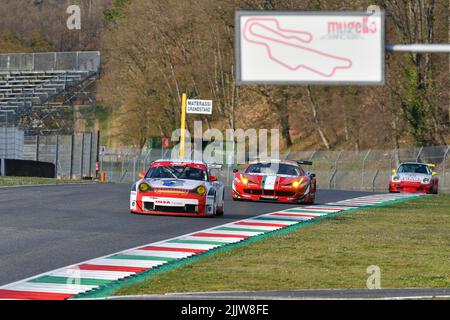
[262,176,277,190]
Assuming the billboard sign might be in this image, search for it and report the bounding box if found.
[236,11,385,85]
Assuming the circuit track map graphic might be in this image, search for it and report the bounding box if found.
[243,17,353,78]
[237,11,385,84]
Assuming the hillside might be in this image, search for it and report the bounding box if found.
[0,0,449,152]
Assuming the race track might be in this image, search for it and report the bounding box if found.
[0,183,379,286]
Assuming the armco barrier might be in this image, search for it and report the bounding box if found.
[3,159,55,178]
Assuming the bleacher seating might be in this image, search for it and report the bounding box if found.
[0,52,100,121]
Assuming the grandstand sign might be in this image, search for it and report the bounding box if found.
[236,11,385,85]
[186,99,213,115]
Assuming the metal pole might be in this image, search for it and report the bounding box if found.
[361,149,371,190]
[80,133,85,178]
[5,112,7,158]
[95,131,100,179]
[133,157,136,182]
[372,170,380,192]
[88,132,93,177]
[386,44,450,53]
[69,134,74,179]
[442,146,450,193]
[55,135,59,178]
[416,146,424,162]
[36,135,40,161]
[333,151,343,189]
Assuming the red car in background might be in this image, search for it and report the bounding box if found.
[232,160,316,204]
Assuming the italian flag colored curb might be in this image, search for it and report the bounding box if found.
[0,193,423,300]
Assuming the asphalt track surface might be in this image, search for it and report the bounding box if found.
[0,183,379,286]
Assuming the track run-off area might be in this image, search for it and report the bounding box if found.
[0,183,421,299]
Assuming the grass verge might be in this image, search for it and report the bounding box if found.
[115,195,450,296]
[0,176,96,187]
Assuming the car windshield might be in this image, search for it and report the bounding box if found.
[397,164,430,175]
[246,163,301,176]
[146,166,208,181]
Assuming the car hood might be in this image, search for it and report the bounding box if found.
[145,178,206,190]
[397,173,431,182]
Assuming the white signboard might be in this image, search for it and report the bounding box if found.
[186,99,213,115]
[236,11,385,85]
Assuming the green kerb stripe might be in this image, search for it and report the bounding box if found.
[168,239,228,246]
[29,276,111,286]
[108,255,176,262]
[215,227,268,233]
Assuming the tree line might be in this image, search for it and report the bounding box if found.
[0,0,448,151]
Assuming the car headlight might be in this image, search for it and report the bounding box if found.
[193,185,206,196]
[139,182,151,192]
[423,178,430,184]
[292,178,304,188]
[392,175,400,182]
[240,174,249,185]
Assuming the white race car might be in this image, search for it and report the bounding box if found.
[130,159,225,217]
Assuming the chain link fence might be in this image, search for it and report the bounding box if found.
[23,132,98,179]
[97,145,450,194]
[17,136,450,194]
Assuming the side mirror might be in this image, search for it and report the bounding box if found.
[232,169,239,173]
[432,172,437,176]
[210,175,218,182]
[139,172,146,179]
[391,169,396,175]
[309,173,316,178]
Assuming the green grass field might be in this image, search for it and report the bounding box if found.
[115,195,450,296]
[0,176,96,187]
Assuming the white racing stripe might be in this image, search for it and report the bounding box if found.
[4,283,97,294]
[124,250,192,259]
[204,229,265,236]
[148,242,220,250]
[90,259,166,268]
[241,218,298,226]
[266,214,313,221]
[225,223,281,231]
[50,270,134,280]
[180,236,244,244]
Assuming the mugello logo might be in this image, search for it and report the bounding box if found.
[327,17,379,34]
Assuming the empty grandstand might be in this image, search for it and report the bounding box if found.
[0,51,100,160]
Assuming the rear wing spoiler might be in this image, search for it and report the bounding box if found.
[208,164,223,170]
[296,160,313,166]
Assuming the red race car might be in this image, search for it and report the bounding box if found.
[232,160,316,204]
[130,159,225,217]
[389,162,439,194]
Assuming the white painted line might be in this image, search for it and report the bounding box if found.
[204,229,265,236]
[50,270,134,280]
[124,250,192,259]
[144,242,220,250]
[179,236,243,243]
[90,259,166,268]
[5,283,98,294]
